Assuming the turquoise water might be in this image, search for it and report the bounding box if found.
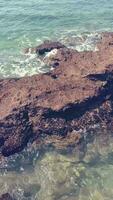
[0,0,113,200]
[1,1,113,199]
[1,0,113,77]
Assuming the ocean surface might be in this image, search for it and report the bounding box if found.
[1,1,113,200]
[1,0,113,77]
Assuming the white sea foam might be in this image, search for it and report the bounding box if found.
[0,32,102,78]
[0,51,52,78]
[44,49,58,58]
[59,31,101,52]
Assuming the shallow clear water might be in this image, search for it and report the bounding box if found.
[1,1,113,199]
[1,131,113,200]
[1,0,113,77]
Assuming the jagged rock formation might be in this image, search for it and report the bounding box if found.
[24,40,65,55]
[0,32,113,156]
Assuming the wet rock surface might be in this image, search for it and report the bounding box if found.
[1,32,113,157]
[24,41,65,55]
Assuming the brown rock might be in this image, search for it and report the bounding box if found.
[1,32,113,156]
[25,41,65,55]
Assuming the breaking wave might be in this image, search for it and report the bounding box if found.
[0,31,102,78]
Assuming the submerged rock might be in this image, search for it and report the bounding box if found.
[0,193,15,200]
[0,144,113,200]
[1,32,113,156]
[0,170,40,200]
[79,163,113,200]
[34,152,85,200]
[0,151,85,200]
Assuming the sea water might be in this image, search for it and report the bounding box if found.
[1,1,113,199]
[0,130,113,200]
[0,0,113,77]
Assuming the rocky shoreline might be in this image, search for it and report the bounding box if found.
[0,32,113,158]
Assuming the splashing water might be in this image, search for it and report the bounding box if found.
[0,32,101,78]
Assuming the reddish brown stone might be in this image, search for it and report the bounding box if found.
[1,32,113,156]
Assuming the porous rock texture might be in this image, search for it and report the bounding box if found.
[1,32,113,156]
